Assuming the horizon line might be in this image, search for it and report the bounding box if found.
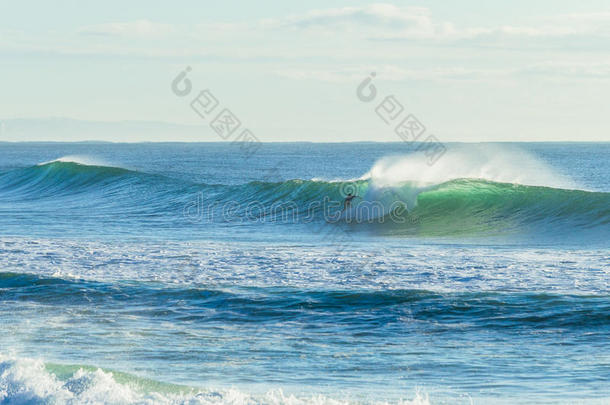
[1,140,609,144]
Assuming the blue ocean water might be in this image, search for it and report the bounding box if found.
[0,142,608,404]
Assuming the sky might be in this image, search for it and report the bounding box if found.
[1,0,610,142]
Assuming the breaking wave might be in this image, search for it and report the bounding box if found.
[0,150,608,238]
[0,355,430,405]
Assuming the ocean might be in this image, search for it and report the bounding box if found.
[0,142,608,404]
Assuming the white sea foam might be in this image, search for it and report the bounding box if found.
[0,357,142,404]
[0,356,431,405]
[38,155,112,167]
[361,144,578,190]
[317,145,580,215]
[1,237,606,295]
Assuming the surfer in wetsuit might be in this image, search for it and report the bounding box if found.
[342,193,359,212]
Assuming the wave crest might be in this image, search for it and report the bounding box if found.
[0,153,608,238]
[0,356,430,405]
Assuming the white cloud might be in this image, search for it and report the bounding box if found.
[262,4,610,41]
[4,4,610,61]
[466,12,610,40]
[79,20,175,38]
[551,12,610,23]
[520,61,610,78]
[262,4,462,40]
[274,61,610,83]
[273,65,505,83]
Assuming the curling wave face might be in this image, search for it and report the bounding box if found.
[0,160,609,240]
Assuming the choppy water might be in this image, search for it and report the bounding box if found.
[0,142,608,404]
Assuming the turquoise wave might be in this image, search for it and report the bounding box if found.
[1,161,609,237]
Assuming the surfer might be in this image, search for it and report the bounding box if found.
[342,193,359,212]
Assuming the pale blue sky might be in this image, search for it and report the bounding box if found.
[1,0,610,141]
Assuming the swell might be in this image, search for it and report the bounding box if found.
[0,161,136,198]
[1,272,608,330]
[0,161,197,215]
[1,161,609,237]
